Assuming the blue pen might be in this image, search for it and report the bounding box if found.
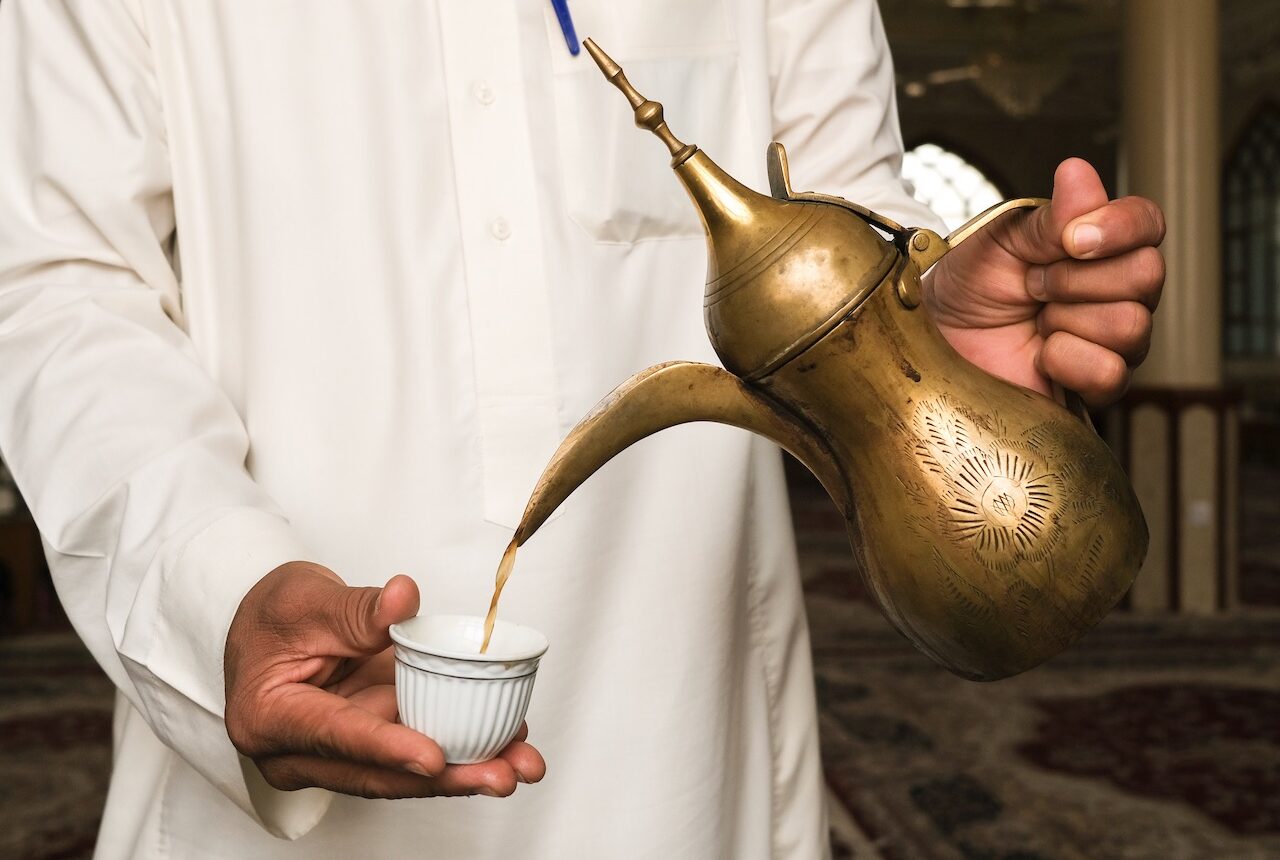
[549,0,580,56]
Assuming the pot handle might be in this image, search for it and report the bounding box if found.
[900,205,1094,427]
[900,198,1049,273]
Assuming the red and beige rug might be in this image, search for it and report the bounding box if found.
[813,601,1280,860]
[793,462,1280,860]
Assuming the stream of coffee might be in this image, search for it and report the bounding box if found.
[480,538,518,654]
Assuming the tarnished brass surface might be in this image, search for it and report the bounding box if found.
[513,40,1148,681]
[756,247,1144,679]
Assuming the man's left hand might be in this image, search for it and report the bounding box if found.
[924,157,1165,408]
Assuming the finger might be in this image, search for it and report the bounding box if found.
[326,648,395,697]
[1063,195,1166,260]
[312,573,421,657]
[430,758,521,797]
[1037,331,1130,408]
[265,684,444,775]
[258,755,449,797]
[1027,246,1164,309]
[257,755,518,799]
[992,158,1109,265]
[1037,301,1152,365]
[345,684,400,722]
[498,740,547,784]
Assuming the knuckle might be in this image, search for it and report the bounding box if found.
[1134,246,1165,293]
[259,760,302,792]
[259,576,316,629]
[1097,352,1130,396]
[295,709,332,758]
[258,562,343,630]
[352,771,393,799]
[1119,196,1166,244]
[1046,261,1073,299]
[329,586,378,646]
[224,706,262,757]
[349,773,376,798]
[226,673,294,757]
[1122,303,1152,349]
[1035,306,1053,337]
[1041,330,1069,365]
[1146,201,1168,244]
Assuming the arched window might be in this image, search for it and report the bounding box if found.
[901,142,1004,233]
[1224,105,1280,359]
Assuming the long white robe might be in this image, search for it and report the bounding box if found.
[0,1,941,857]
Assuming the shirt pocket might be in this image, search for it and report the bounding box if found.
[546,0,749,244]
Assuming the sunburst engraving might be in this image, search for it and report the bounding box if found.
[910,396,1064,568]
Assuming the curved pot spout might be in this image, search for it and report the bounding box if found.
[512,361,849,547]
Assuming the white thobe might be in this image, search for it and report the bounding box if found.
[0,1,941,857]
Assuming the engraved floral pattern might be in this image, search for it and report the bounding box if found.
[910,396,1064,571]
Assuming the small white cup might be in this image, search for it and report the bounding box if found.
[389,614,549,764]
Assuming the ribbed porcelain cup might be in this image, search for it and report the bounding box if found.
[390,614,548,765]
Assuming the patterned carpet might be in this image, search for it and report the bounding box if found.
[813,602,1280,859]
[794,462,1280,860]
[0,634,113,860]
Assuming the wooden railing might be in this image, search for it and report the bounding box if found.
[1107,386,1240,612]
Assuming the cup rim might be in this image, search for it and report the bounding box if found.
[389,613,549,663]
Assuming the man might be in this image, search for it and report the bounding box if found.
[0,1,1163,857]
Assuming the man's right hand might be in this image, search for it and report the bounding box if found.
[224,562,545,798]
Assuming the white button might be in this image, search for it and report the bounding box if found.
[490,217,511,240]
[473,81,495,105]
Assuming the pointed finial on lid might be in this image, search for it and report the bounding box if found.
[583,38,697,165]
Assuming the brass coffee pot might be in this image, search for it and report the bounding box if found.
[513,40,1146,681]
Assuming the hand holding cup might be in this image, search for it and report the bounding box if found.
[224,563,545,798]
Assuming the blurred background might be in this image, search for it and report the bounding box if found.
[807,1,1280,857]
[2,1,1278,858]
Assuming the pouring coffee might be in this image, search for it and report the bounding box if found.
[484,39,1146,680]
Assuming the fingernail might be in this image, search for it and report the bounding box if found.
[1027,266,1047,300]
[515,772,529,784]
[1071,223,1102,255]
[405,761,432,777]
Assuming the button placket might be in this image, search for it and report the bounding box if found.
[437,0,562,528]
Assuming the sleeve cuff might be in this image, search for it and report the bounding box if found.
[124,507,334,839]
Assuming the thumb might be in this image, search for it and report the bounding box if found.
[995,157,1109,265]
[321,574,421,656]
